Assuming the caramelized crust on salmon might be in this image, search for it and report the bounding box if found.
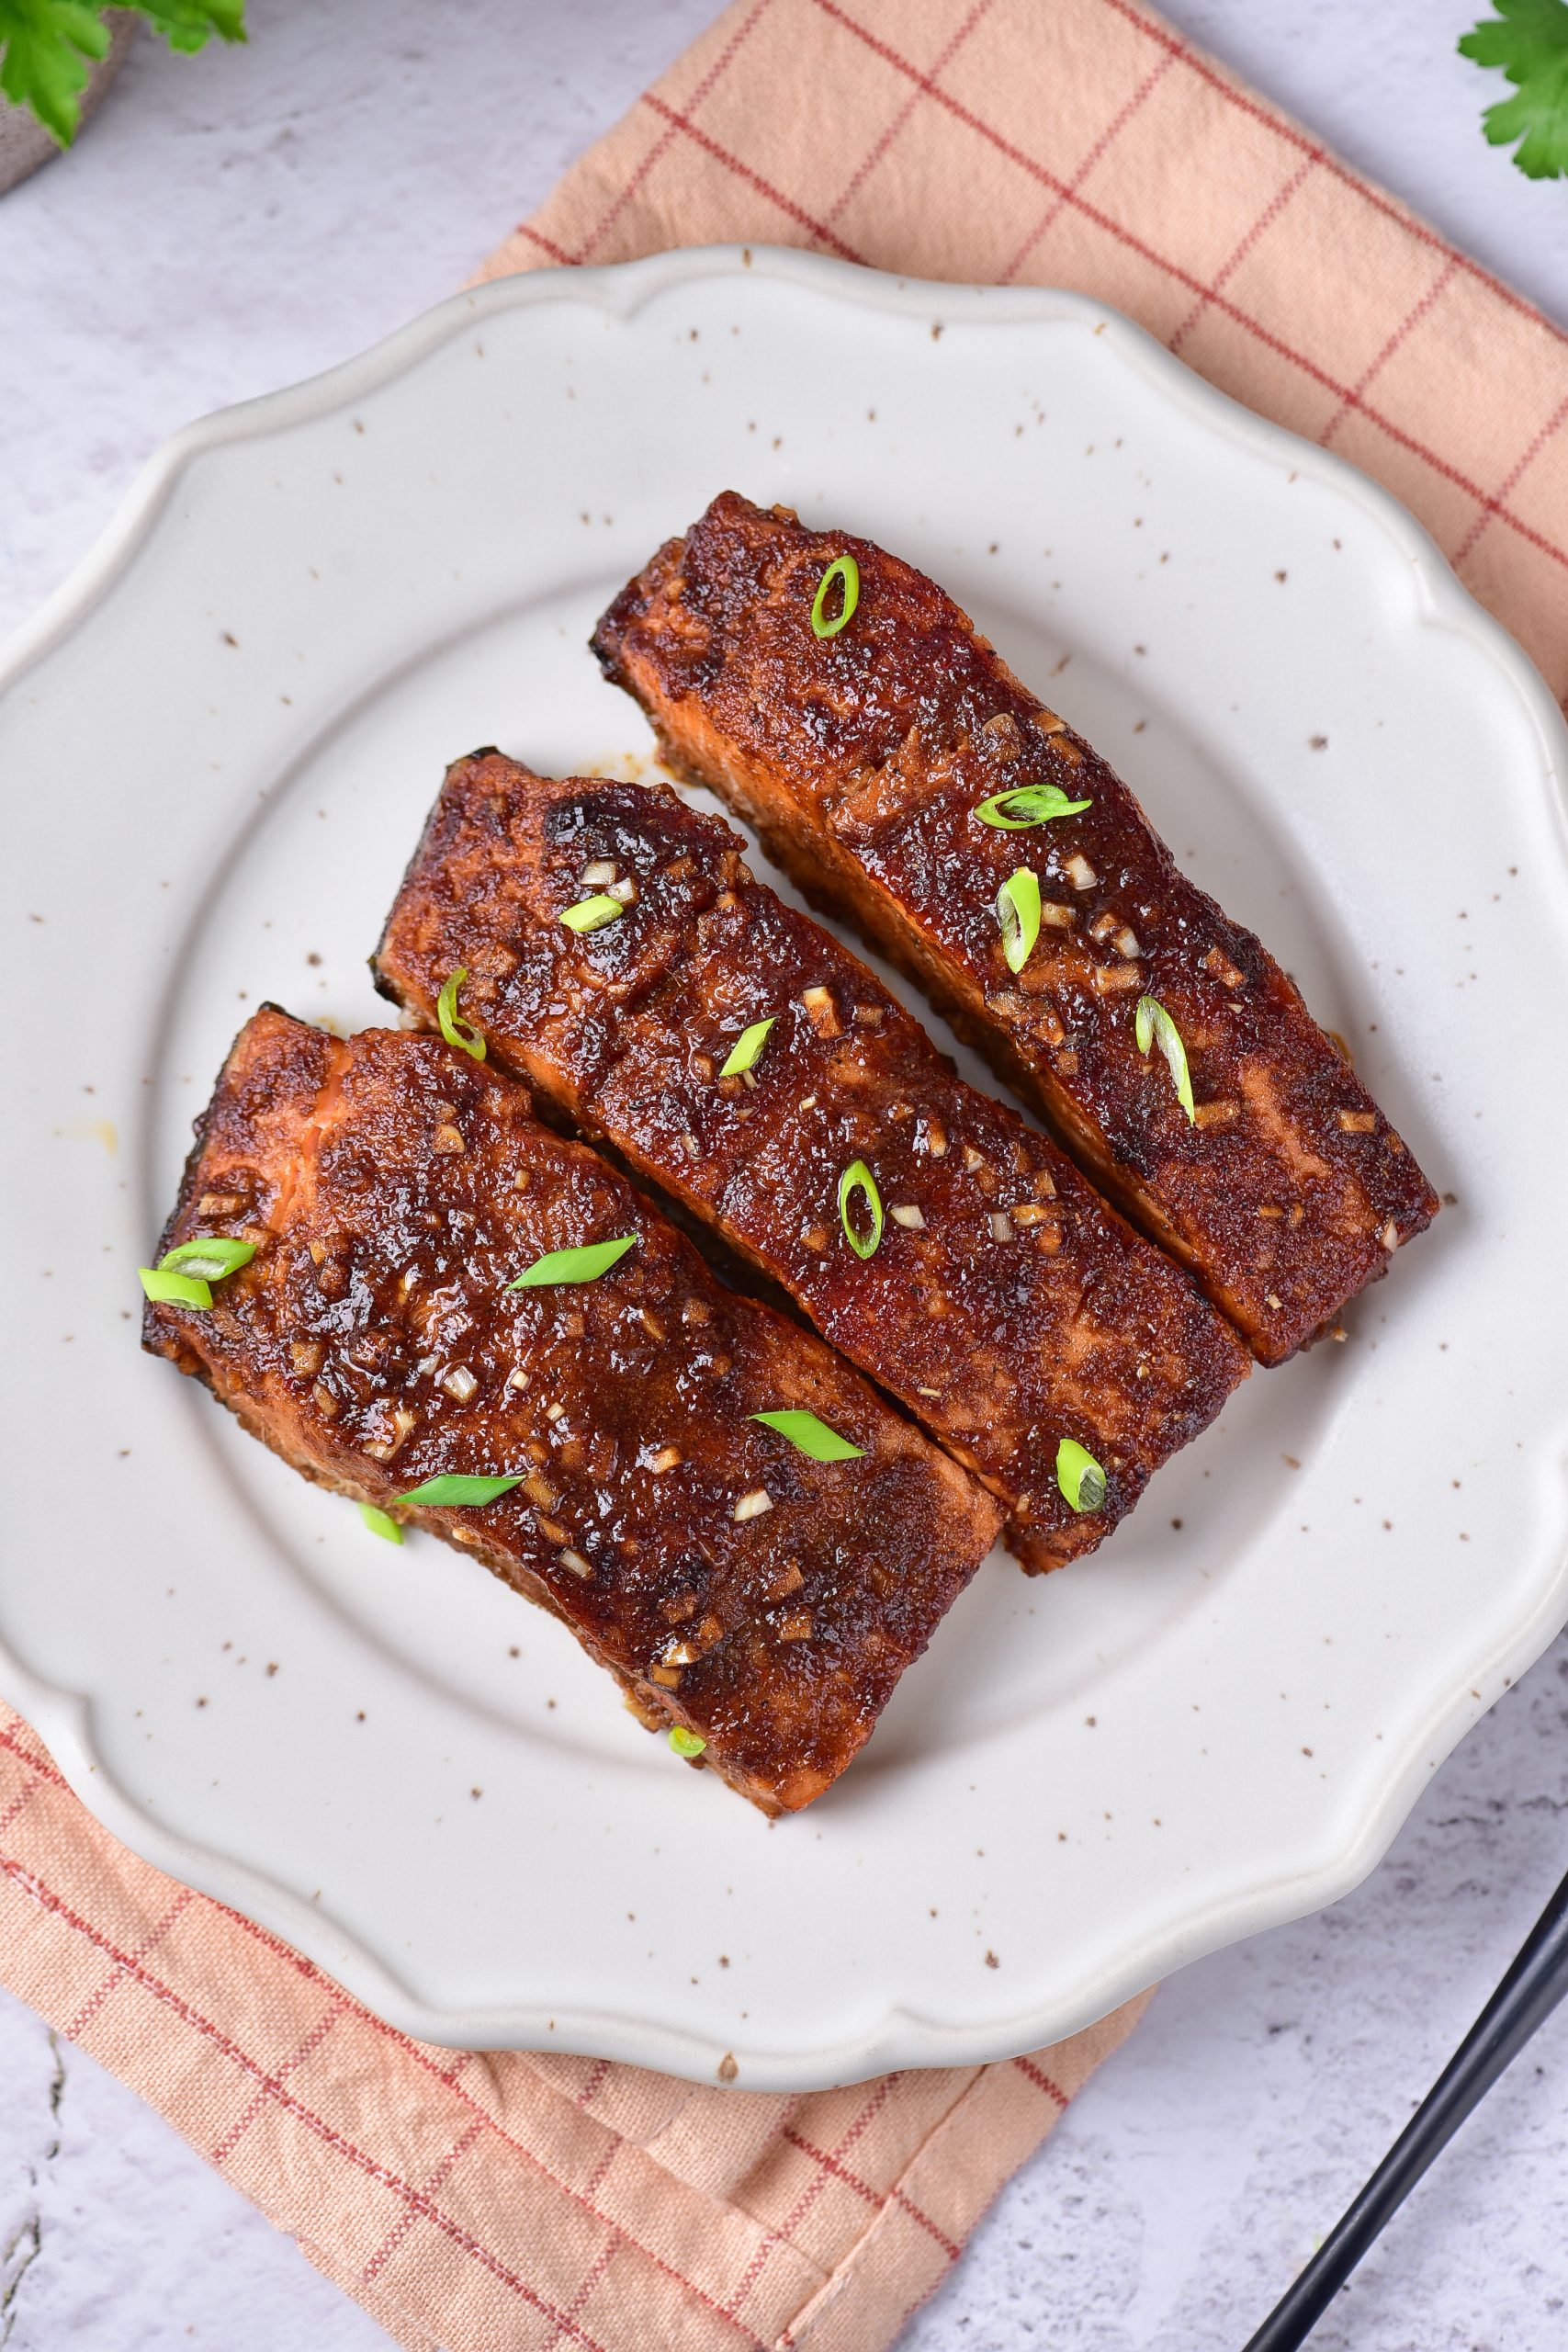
[141,1009,999,1812]
[374,757,1248,1572]
[592,492,1439,1365]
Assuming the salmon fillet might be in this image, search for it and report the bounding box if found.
[592,492,1439,1365]
[141,1008,1000,1813]
[373,757,1248,1573]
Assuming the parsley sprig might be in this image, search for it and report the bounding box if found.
[1461,0,1568,179]
[0,2,245,149]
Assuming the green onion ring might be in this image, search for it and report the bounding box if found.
[436,967,487,1061]
[997,866,1042,974]
[1055,1438,1107,1514]
[811,554,860,639]
[1134,995,1196,1124]
[837,1159,884,1260]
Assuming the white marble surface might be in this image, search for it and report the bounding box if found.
[3,4,1566,2346]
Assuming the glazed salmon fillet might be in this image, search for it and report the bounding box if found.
[374,757,1248,1573]
[592,492,1439,1365]
[141,1008,1000,1813]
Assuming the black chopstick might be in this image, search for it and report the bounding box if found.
[1241,1859,1568,2352]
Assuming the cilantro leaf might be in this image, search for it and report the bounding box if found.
[1461,0,1568,179]
[131,0,244,56]
[0,0,244,147]
[0,1,109,145]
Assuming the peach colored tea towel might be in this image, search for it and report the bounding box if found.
[481,0,1568,705]
[0,1707,1146,2349]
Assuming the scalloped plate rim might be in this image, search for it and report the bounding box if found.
[1,243,1566,2087]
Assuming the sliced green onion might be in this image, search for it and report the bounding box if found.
[810,554,860,639]
[358,1502,404,1545]
[436,967,487,1062]
[395,1474,523,1509]
[1055,1438,1107,1514]
[996,866,1042,974]
[749,1409,864,1462]
[141,1231,257,1306]
[838,1159,884,1261]
[158,1236,256,1282]
[139,1266,212,1310]
[974,784,1093,830]
[719,1016,776,1078]
[560,893,624,934]
[1134,995,1196,1124]
[668,1725,707,1758]
[507,1236,637,1289]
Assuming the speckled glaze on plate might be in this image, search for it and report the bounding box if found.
[2,247,1565,2090]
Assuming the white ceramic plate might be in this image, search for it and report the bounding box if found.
[4,247,1567,2091]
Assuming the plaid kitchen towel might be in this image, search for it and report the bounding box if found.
[0,1705,1146,2348]
[481,0,1568,704]
[6,3,1565,2347]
